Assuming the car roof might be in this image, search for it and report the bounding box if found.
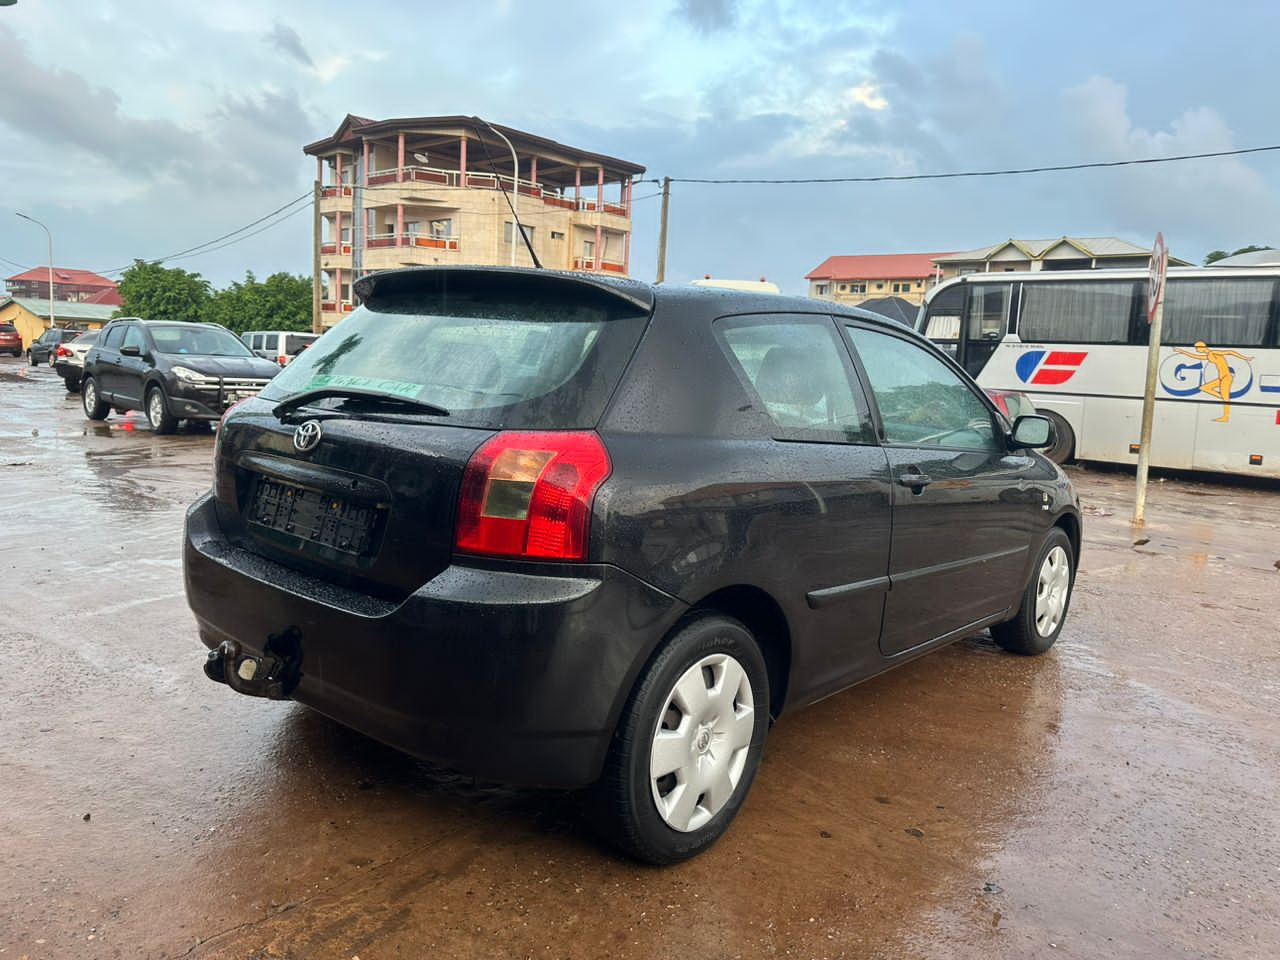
[356,266,923,342]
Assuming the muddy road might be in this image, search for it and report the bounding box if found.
[2,355,1278,959]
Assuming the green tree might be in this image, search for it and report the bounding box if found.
[205,271,313,335]
[115,261,211,323]
[1204,244,1273,265]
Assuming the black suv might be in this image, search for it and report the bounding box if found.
[28,327,82,367]
[82,318,280,433]
[185,267,1080,863]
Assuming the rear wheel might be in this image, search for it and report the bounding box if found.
[992,527,1075,656]
[81,377,110,420]
[63,377,80,394]
[1041,410,1075,464]
[27,350,35,366]
[594,614,769,864]
[146,385,177,434]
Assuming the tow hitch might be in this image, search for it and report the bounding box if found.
[204,627,302,700]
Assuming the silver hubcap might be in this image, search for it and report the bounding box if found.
[649,653,755,833]
[83,382,96,412]
[148,391,164,426]
[1034,545,1071,637]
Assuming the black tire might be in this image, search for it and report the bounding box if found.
[1041,410,1076,465]
[593,613,770,864]
[991,527,1075,656]
[146,385,177,435]
[64,377,80,394]
[27,350,35,366]
[81,377,110,420]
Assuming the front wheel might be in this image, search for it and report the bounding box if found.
[992,527,1075,656]
[81,377,110,420]
[146,385,177,434]
[594,614,770,864]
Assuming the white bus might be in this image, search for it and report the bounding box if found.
[916,267,1280,478]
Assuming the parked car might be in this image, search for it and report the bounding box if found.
[82,318,280,433]
[186,267,1081,864]
[28,327,82,367]
[53,330,100,393]
[0,323,21,357]
[241,330,319,366]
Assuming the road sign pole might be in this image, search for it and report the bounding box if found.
[1133,232,1168,525]
[1133,295,1164,524]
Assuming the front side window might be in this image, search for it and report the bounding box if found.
[1019,280,1134,344]
[100,324,125,349]
[121,324,148,353]
[847,327,997,451]
[718,316,874,443]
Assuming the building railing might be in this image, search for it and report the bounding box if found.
[321,185,353,198]
[320,301,355,313]
[353,166,630,217]
[572,257,627,273]
[366,231,462,251]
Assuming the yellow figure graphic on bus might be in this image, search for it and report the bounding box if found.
[1171,342,1255,422]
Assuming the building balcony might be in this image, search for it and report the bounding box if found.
[572,257,627,274]
[356,165,631,219]
[319,242,353,256]
[320,300,355,314]
[363,235,466,271]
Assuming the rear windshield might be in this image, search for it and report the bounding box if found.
[0,324,16,333]
[286,334,317,355]
[260,282,649,429]
[150,324,254,357]
[74,331,99,344]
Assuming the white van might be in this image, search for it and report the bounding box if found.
[241,330,319,366]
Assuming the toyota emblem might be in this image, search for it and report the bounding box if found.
[293,419,323,453]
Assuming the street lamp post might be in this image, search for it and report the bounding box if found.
[15,212,55,330]
[473,117,519,266]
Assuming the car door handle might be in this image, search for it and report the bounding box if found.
[897,472,933,489]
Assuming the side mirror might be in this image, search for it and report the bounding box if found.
[1009,414,1053,449]
[120,344,142,358]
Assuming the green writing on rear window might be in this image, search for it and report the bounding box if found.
[301,374,423,399]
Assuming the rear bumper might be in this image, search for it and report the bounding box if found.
[55,360,83,379]
[183,493,685,788]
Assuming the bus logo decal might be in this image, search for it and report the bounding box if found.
[1015,350,1088,386]
[1260,374,1280,394]
[1159,343,1255,423]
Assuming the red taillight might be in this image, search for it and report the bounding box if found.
[277,355,288,366]
[55,344,73,358]
[456,431,610,561]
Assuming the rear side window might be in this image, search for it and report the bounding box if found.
[100,324,125,348]
[718,315,874,443]
[1019,281,1135,344]
[260,281,649,430]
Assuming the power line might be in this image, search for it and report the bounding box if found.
[95,191,313,274]
[0,254,31,271]
[160,202,313,264]
[665,144,1280,185]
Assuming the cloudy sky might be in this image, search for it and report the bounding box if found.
[3,0,1279,294]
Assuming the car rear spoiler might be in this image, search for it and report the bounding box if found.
[354,266,655,314]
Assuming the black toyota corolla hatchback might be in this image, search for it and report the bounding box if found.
[185,266,1080,863]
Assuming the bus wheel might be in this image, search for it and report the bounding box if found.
[1042,411,1075,464]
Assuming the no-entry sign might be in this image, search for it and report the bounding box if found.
[1147,232,1168,324]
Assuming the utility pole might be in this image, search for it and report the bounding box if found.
[15,212,54,330]
[1133,232,1168,525]
[655,176,671,283]
[312,180,322,334]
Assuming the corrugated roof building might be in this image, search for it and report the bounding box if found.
[805,252,954,306]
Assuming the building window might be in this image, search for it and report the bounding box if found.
[551,230,565,240]
[850,282,866,295]
[875,282,884,290]
[582,239,595,257]
[815,283,830,296]
[429,218,453,238]
[505,221,535,244]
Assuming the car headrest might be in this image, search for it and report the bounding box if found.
[754,345,824,408]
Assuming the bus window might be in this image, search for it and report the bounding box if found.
[1019,280,1134,344]
[1162,278,1274,346]
[966,284,1010,343]
[921,283,964,357]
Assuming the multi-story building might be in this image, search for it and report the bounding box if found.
[304,114,646,329]
[4,267,120,304]
[805,253,952,307]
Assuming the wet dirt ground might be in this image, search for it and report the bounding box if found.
[1,354,1278,960]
